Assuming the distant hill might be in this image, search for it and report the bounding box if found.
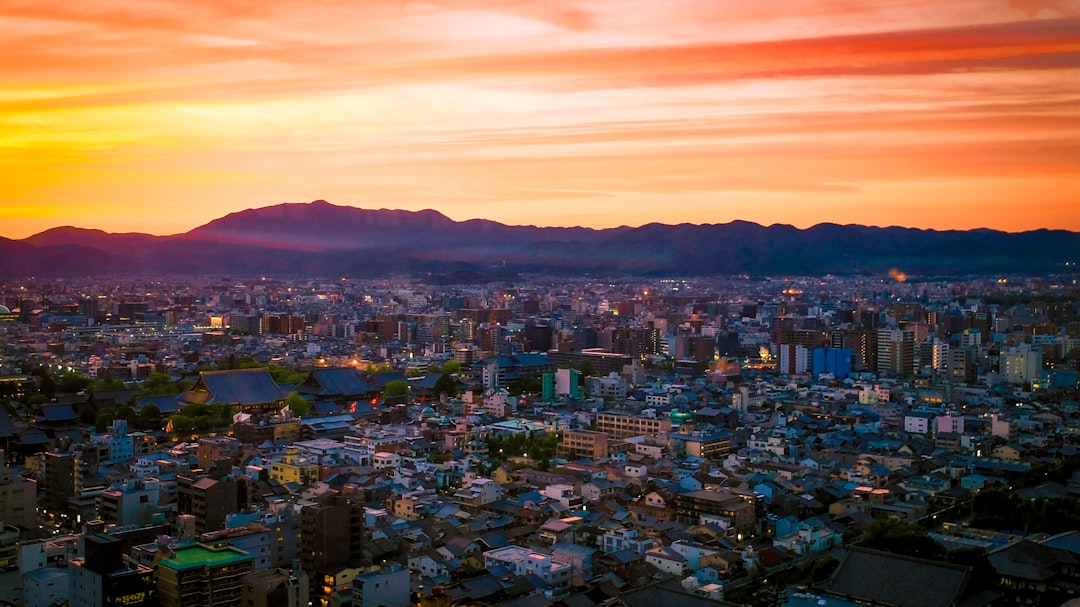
[2,200,1077,278]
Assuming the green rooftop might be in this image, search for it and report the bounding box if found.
[159,544,252,571]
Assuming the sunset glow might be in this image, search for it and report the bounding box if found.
[3,0,1080,238]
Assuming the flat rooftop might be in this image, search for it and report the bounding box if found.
[159,544,252,571]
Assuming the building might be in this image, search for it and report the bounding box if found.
[675,489,758,531]
[672,430,732,459]
[299,492,365,576]
[42,450,77,519]
[270,446,320,487]
[596,411,672,439]
[819,546,989,607]
[351,563,410,607]
[198,436,241,470]
[0,450,36,529]
[180,368,287,413]
[156,543,255,607]
[904,410,936,435]
[1000,344,1043,385]
[296,367,376,407]
[557,429,609,461]
[877,329,915,378]
[812,347,853,379]
[483,545,573,593]
[71,533,157,607]
[241,568,309,607]
[177,474,249,534]
[777,343,810,375]
[947,348,976,384]
[96,478,162,527]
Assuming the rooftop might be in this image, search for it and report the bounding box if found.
[158,543,253,571]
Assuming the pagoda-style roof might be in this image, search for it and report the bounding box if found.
[180,368,286,410]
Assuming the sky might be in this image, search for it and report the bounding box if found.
[3,0,1080,238]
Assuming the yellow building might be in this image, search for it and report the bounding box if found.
[270,447,320,486]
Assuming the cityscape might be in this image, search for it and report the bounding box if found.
[4,2,1080,607]
[0,251,1079,607]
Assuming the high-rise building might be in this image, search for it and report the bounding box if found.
[177,473,249,534]
[42,451,77,519]
[1000,344,1043,384]
[947,348,976,384]
[812,348,853,380]
[71,533,157,607]
[876,329,915,378]
[156,543,255,607]
[0,450,35,530]
[299,492,365,577]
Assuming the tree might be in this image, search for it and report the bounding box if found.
[429,452,453,464]
[748,581,787,607]
[116,405,138,425]
[572,359,595,377]
[861,519,946,561]
[433,373,458,398]
[283,392,311,417]
[95,409,116,433]
[809,555,839,583]
[58,372,92,394]
[181,403,209,417]
[508,376,542,396]
[137,403,162,430]
[141,373,179,396]
[383,380,409,405]
[91,379,125,392]
[268,364,307,385]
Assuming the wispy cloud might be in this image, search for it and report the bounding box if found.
[1,0,1078,237]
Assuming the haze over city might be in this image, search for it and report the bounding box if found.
[4,0,1080,239]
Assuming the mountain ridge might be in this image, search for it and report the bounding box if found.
[3,200,1077,278]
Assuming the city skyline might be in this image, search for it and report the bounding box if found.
[4,0,1080,239]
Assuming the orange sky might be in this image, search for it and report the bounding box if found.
[3,0,1080,238]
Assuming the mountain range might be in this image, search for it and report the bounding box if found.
[2,200,1077,279]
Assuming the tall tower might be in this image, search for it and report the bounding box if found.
[876,329,914,378]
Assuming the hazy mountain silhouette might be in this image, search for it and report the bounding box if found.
[2,200,1076,278]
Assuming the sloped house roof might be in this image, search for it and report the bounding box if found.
[297,367,376,402]
[180,368,286,412]
[820,546,973,607]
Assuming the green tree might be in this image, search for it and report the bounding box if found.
[429,452,453,464]
[27,393,48,407]
[268,364,307,385]
[137,403,162,430]
[141,373,179,396]
[440,361,462,375]
[58,372,92,394]
[572,359,595,377]
[383,380,409,404]
[91,379,125,392]
[809,555,839,583]
[95,409,116,433]
[181,403,209,417]
[861,519,946,561]
[433,373,458,398]
[116,405,138,425]
[283,392,311,417]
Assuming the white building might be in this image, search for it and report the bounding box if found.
[1000,344,1042,384]
[904,410,935,434]
[483,546,572,591]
